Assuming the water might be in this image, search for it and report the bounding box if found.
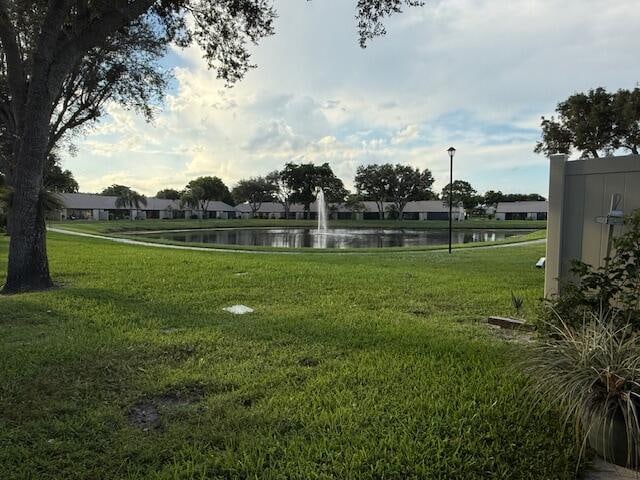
[140,227,533,249]
[316,188,328,234]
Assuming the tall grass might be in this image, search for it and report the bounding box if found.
[522,310,640,469]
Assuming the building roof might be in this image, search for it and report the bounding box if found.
[58,193,235,211]
[496,201,549,213]
[236,200,464,214]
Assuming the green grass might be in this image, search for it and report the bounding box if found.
[49,217,547,235]
[0,233,581,479]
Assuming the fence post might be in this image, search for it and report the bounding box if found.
[544,154,569,298]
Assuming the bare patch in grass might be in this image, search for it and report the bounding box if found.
[299,357,320,367]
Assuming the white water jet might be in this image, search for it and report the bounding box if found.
[316,187,328,235]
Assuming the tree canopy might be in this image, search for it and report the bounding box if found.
[441,180,479,210]
[483,190,546,206]
[535,87,640,158]
[280,163,348,213]
[155,188,181,200]
[355,163,435,218]
[43,153,78,193]
[181,176,231,212]
[232,176,276,216]
[112,186,147,210]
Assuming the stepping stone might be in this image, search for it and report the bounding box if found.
[223,305,254,315]
[487,316,535,331]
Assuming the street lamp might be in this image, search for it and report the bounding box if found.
[447,147,456,254]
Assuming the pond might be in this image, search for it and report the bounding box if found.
[139,227,534,249]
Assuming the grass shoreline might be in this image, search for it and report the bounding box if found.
[49,217,548,235]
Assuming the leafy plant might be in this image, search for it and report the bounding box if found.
[511,292,525,318]
[523,311,640,469]
[546,209,640,331]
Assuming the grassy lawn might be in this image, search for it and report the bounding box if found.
[49,217,547,234]
[0,233,580,479]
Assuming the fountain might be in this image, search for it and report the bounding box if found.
[316,187,328,235]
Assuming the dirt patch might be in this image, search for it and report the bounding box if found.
[127,402,161,431]
[126,383,207,430]
[299,357,320,367]
[486,324,535,344]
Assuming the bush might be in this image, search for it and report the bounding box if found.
[545,209,640,331]
[522,311,640,469]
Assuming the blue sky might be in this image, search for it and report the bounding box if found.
[63,0,640,197]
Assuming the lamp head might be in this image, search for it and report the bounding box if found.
[447,147,456,158]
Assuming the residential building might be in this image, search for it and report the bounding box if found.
[495,201,549,221]
[53,193,236,221]
[235,200,466,221]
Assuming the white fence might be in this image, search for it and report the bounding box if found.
[545,154,640,297]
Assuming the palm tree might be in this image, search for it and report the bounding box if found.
[114,188,147,220]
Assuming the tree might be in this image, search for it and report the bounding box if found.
[181,176,230,214]
[383,163,435,220]
[354,164,392,219]
[232,177,276,218]
[356,163,434,219]
[535,87,640,158]
[344,194,366,219]
[44,159,78,193]
[280,163,348,216]
[483,190,546,206]
[0,1,423,293]
[613,88,640,154]
[441,180,478,210]
[101,184,134,197]
[266,170,294,219]
[155,188,181,200]
[113,186,147,217]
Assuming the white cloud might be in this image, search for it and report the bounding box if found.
[63,0,640,197]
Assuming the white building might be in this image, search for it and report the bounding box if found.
[495,201,549,221]
[54,193,236,221]
[235,200,465,221]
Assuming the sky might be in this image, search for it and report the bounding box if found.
[62,0,640,197]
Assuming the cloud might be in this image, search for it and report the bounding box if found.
[391,124,420,145]
[62,0,640,198]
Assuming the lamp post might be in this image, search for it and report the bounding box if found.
[447,147,456,254]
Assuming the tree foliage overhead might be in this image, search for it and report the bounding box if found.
[535,87,640,158]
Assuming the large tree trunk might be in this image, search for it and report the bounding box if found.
[2,86,53,294]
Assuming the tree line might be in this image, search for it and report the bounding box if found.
[95,162,545,220]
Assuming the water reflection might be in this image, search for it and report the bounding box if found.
[142,228,532,249]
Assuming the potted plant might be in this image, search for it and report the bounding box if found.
[523,312,639,470]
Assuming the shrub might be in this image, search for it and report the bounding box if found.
[522,311,640,468]
[545,209,640,331]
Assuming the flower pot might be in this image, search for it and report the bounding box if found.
[587,408,639,470]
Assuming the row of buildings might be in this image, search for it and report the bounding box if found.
[54,192,548,222]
